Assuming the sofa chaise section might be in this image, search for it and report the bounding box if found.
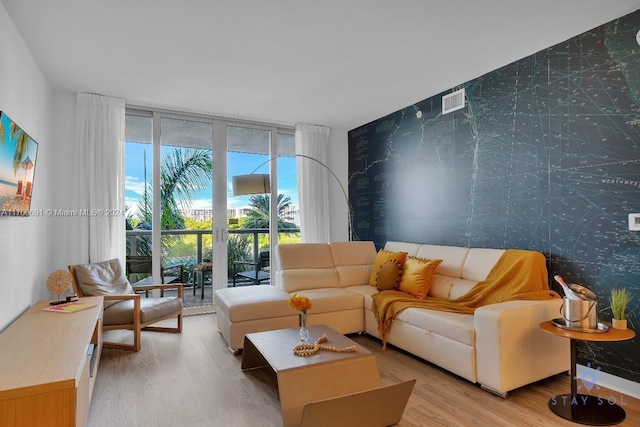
[215,285,298,351]
[214,241,377,352]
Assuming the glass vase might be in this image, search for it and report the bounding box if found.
[299,312,309,342]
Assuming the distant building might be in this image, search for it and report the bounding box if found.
[181,208,213,222]
[182,205,300,226]
[227,207,253,218]
[280,205,299,225]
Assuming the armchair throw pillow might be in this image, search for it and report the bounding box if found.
[73,258,134,308]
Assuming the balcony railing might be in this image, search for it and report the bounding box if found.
[126,227,301,281]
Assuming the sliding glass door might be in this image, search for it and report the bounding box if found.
[160,115,215,313]
[125,108,297,313]
[125,111,218,314]
[226,125,300,288]
[227,125,271,281]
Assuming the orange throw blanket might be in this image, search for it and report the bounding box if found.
[371,249,559,347]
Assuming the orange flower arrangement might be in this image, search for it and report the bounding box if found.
[288,293,312,313]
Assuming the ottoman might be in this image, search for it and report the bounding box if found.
[214,285,299,352]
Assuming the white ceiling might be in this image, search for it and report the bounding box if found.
[3,0,640,130]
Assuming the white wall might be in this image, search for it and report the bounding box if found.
[50,92,85,270]
[327,128,349,242]
[0,2,54,330]
[0,0,351,333]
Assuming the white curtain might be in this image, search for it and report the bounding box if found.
[73,93,126,262]
[295,124,331,243]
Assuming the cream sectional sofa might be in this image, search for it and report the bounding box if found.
[214,240,569,397]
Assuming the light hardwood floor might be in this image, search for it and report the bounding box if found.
[88,314,639,427]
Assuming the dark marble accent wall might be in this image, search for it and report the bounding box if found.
[349,10,640,383]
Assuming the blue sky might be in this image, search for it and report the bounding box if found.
[124,142,298,214]
[0,113,38,185]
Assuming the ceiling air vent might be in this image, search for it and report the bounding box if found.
[442,88,465,114]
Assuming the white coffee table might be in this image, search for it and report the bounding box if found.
[241,324,381,427]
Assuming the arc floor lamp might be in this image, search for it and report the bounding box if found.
[231,154,355,241]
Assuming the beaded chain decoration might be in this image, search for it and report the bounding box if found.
[292,334,357,356]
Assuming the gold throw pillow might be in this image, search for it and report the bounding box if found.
[376,260,402,291]
[397,257,442,299]
[369,250,408,286]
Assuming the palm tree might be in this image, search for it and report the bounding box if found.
[0,117,31,176]
[244,194,297,229]
[132,148,212,259]
[135,147,213,230]
[9,122,31,175]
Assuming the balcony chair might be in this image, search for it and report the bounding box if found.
[126,255,187,296]
[69,258,183,352]
[232,251,270,287]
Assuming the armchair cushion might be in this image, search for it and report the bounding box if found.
[104,297,183,326]
[73,258,135,308]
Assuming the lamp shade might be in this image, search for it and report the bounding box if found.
[232,174,271,196]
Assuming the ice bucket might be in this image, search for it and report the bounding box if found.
[560,284,598,330]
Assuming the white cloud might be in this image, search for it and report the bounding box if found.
[189,198,213,210]
[125,175,147,196]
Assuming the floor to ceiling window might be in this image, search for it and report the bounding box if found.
[124,108,297,313]
[276,132,301,245]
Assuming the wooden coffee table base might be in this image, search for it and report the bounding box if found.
[241,325,381,427]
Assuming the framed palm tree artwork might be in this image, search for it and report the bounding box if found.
[0,111,39,217]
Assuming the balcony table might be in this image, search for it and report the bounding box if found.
[193,269,211,299]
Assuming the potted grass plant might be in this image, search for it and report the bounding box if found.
[609,288,633,330]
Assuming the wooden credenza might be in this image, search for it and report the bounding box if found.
[0,297,103,427]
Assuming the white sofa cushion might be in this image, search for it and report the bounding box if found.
[462,248,505,282]
[343,285,379,299]
[428,274,455,299]
[215,285,292,323]
[395,307,475,347]
[279,268,339,292]
[330,241,377,266]
[449,278,482,300]
[292,288,363,314]
[384,241,421,256]
[363,288,474,347]
[277,243,338,292]
[416,245,470,278]
[330,241,377,287]
[335,265,373,287]
[278,243,335,269]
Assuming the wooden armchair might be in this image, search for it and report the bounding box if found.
[69,258,183,352]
